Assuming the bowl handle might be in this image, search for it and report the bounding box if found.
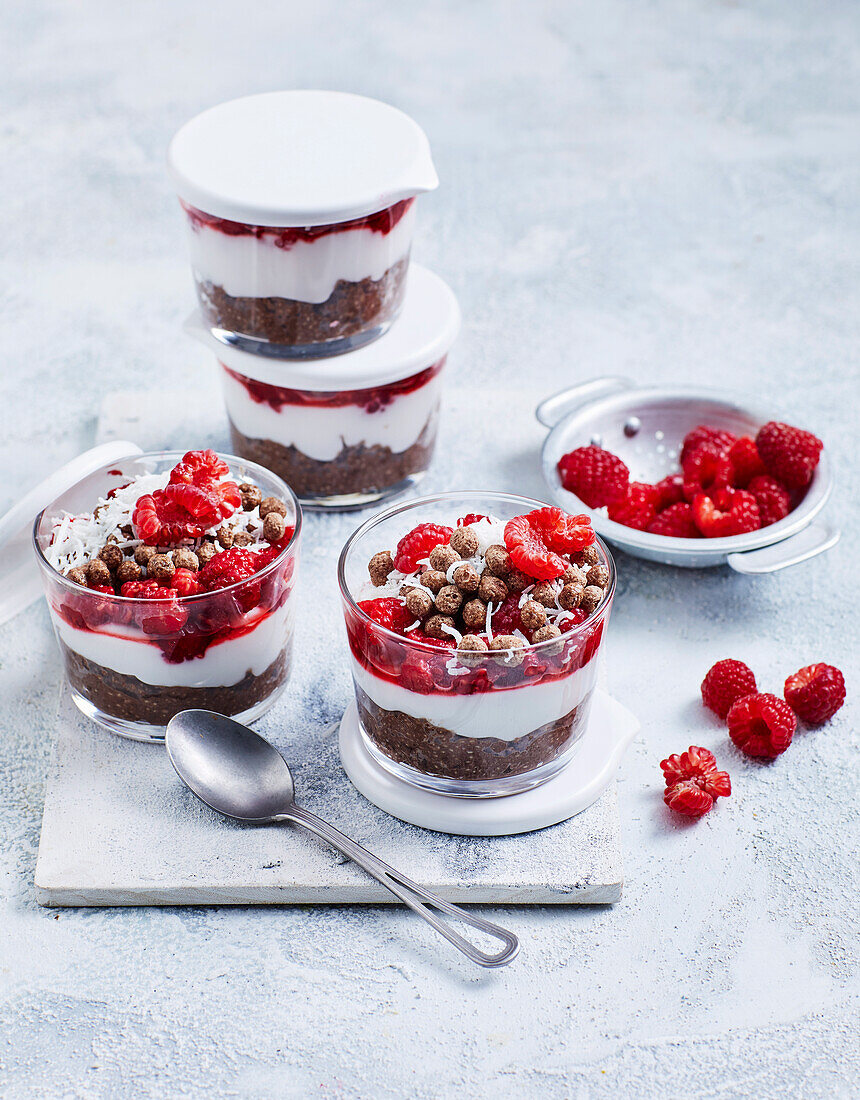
[535,377,633,428]
[727,522,840,574]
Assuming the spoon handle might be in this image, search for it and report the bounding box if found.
[284,805,519,968]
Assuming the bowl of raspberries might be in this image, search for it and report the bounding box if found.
[539,377,837,571]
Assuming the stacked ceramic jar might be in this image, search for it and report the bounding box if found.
[169,91,460,510]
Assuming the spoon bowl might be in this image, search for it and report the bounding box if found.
[165,709,520,969]
[167,710,295,822]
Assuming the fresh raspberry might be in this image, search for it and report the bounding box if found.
[679,425,737,466]
[682,445,733,503]
[199,548,259,591]
[692,489,760,538]
[728,436,767,488]
[491,593,523,635]
[168,449,231,487]
[457,513,488,526]
[727,693,796,758]
[607,482,660,531]
[393,523,453,573]
[88,584,116,595]
[660,746,731,817]
[755,421,823,489]
[358,597,415,635]
[654,474,684,511]
[556,445,629,508]
[646,502,700,538]
[170,568,203,597]
[784,663,846,725]
[701,658,757,719]
[747,475,791,527]
[663,781,715,818]
[504,509,593,581]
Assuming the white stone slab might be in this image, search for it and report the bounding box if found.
[35,693,624,906]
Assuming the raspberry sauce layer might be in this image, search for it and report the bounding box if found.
[183,198,414,245]
[223,359,443,412]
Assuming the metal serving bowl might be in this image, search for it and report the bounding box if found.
[538,377,838,573]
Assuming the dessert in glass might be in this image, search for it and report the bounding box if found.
[188,264,460,509]
[169,90,438,358]
[339,492,615,796]
[34,450,301,741]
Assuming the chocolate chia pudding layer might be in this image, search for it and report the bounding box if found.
[355,686,588,781]
[197,257,409,350]
[60,643,290,727]
[230,419,437,500]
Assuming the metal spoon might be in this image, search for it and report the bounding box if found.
[165,710,520,969]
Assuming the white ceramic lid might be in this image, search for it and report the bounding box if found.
[185,264,460,391]
[168,90,439,227]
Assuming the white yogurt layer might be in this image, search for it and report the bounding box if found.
[51,601,294,688]
[351,657,598,743]
[221,367,442,463]
[187,204,415,304]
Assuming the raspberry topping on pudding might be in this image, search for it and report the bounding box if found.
[355,508,608,682]
[44,449,295,645]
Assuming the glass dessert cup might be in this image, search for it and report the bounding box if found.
[33,452,301,743]
[221,357,445,511]
[183,199,415,359]
[338,492,616,798]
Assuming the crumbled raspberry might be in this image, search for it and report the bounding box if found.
[504,508,593,581]
[491,593,523,635]
[393,523,453,573]
[412,632,455,649]
[747,475,791,527]
[607,482,660,530]
[755,421,823,489]
[784,663,846,725]
[170,568,203,597]
[701,658,757,719]
[663,781,715,817]
[679,425,737,466]
[119,578,186,632]
[682,445,734,503]
[457,513,488,526]
[728,436,767,488]
[358,597,415,635]
[120,579,168,599]
[88,584,116,595]
[661,746,731,818]
[199,548,259,591]
[727,693,796,758]
[399,657,436,694]
[255,528,295,568]
[654,474,684,511]
[660,745,731,794]
[556,445,629,508]
[692,489,760,537]
[646,502,700,538]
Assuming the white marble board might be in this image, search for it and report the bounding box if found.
[34,387,626,906]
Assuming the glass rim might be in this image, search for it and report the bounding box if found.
[337,489,616,655]
[32,449,302,606]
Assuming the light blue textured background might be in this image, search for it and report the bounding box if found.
[1,2,858,1097]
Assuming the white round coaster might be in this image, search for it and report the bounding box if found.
[338,690,640,836]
